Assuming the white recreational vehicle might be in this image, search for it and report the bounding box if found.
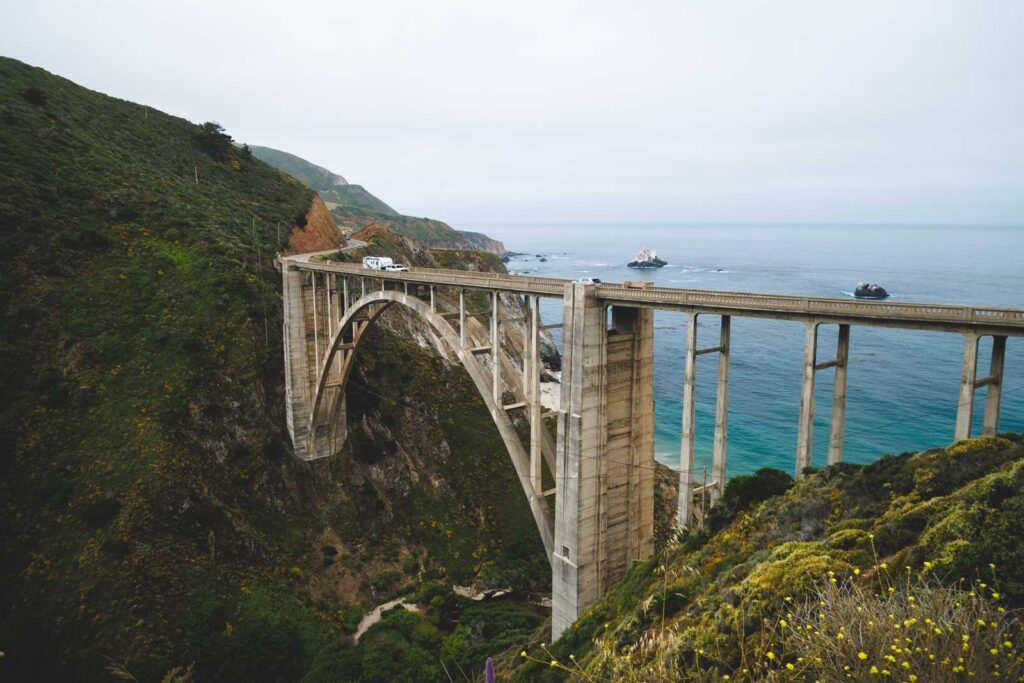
[362,256,394,270]
[363,256,409,272]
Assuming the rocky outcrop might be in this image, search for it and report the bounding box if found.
[854,282,889,299]
[446,230,508,255]
[627,247,667,269]
[284,195,345,255]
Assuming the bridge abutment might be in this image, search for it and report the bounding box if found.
[552,283,655,639]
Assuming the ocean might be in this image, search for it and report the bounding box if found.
[466,223,1024,478]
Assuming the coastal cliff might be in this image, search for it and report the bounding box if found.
[251,145,507,255]
[283,195,345,255]
[0,57,542,682]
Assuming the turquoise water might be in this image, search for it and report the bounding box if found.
[468,223,1024,477]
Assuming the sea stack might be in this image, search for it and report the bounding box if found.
[627,247,667,269]
[854,282,889,299]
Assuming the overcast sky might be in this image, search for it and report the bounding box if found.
[3,1,1023,225]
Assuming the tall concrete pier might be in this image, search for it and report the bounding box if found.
[552,283,655,637]
[279,255,1023,639]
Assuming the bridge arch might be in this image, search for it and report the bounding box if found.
[305,288,554,559]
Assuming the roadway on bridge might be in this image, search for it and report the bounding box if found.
[281,254,1024,335]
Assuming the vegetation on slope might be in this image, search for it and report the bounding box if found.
[251,145,507,254]
[248,145,352,192]
[509,434,1024,681]
[0,57,546,682]
[248,145,400,216]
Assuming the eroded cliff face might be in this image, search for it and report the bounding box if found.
[284,195,345,255]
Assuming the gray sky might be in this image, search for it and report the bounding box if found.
[4,1,1023,224]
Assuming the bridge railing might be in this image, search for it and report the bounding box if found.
[297,260,569,295]
[597,284,1024,328]
[292,259,1024,329]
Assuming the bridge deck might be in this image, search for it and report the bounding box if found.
[290,258,1024,334]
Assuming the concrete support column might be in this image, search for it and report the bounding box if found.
[360,277,365,298]
[527,294,542,492]
[342,278,348,316]
[610,288,655,573]
[553,283,604,640]
[795,322,819,478]
[678,313,698,527]
[430,286,436,313]
[326,274,333,337]
[333,275,342,332]
[282,265,312,460]
[459,289,467,348]
[955,331,980,441]
[711,315,730,498]
[491,291,501,402]
[827,324,851,465]
[983,335,1007,436]
[552,284,655,641]
[312,271,320,368]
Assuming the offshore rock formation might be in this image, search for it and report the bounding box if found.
[854,281,889,299]
[627,247,667,269]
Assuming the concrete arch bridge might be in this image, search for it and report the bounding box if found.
[279,254,1024,638]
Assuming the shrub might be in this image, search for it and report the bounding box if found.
[21,86,46,106]
[194,121,233,160]
[707,467,793,531]
[769,574,1024,682]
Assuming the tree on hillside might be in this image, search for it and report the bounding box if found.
[194,121,233,161]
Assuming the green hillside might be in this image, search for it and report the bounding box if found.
[0,57,541,682]
[249,145,398,215]
[321,184,399,215]
[509,435,1024,681]
[248,144,351,192]
[251,145,507,253]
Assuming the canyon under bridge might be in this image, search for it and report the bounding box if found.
[279,253,1024,639]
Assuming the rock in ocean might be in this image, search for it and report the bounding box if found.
[627,247,667,269]
[854,282,889,299]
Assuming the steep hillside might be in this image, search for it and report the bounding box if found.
[509,435,1024,681]
[251,145,507,254]
[0,57,546,682]
[283,195,344,255]
[249,145,350,191]
[322,184,399,215]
